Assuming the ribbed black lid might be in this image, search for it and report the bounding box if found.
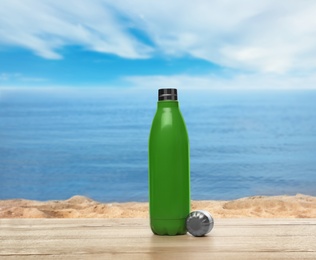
[158,88,177,101]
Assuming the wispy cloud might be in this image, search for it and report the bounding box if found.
[110,0,316,74]
[124,73,316,91]
[0,0,152,59]
[0,72,47,83]
[1,0,316,82]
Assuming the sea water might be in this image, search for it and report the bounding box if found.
[0,89,315,202]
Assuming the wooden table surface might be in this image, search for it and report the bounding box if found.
[1,218,315,259]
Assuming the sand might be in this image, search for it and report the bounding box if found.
[0,194,315,218]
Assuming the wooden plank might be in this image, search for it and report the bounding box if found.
[0,219,315,259]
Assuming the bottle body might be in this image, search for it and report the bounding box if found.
[149,98,190,236]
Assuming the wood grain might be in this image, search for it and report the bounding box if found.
[1,218,315,259]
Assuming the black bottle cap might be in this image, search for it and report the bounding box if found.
[158,88,178,101]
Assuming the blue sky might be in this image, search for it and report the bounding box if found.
[1,0,316,91]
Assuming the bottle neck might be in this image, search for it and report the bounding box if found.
[157,100,179,108]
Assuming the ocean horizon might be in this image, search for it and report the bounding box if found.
[1,89,316,202]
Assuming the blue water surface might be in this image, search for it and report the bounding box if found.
[0,89,315,202]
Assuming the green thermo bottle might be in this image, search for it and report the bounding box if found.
[149,88,190,236]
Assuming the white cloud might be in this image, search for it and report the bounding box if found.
[0,72,47,83]
[2,72,316,93]
[110,0,316,74]
[1,0,316,76]
[123,73,316,91]
[0,0,152,59]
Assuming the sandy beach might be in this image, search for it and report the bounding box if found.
[0,194,315,218]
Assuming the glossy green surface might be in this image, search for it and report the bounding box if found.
[149,100,190,235]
